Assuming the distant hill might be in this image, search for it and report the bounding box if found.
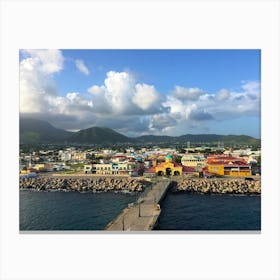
[19,118,260,146]
[135,133,260,146]
[68,126,131,144]
[135,135,176,143]
[178,134,260,145]
[20,118,73,144]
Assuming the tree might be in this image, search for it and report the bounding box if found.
[174,156,182,164]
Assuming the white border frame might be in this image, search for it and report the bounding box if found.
[1,1,279,279]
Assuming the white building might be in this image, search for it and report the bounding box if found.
[181,154,206,168]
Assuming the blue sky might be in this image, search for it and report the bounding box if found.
[19,49,261,138]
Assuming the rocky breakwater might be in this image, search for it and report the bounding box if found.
[19,177,149,193]
[174,178,261,195]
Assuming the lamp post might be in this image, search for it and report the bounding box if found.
[122,215,125,231]
[138,196,141,217]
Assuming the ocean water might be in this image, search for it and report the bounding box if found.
[157,192,261,230]
[20,191,135,231]
[20,190,261,231]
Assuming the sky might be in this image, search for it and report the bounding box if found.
[19,49,261,138]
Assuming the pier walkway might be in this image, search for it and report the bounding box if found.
[105,178,171,231]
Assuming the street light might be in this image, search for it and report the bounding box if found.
[138,196,141,217]
[122,215,125,231]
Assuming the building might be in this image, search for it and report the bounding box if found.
[181,154,206,168]
[111,155,127,163]
[60,152,71,161]
[206,155,251,176]
[84,161,139,176]
[155,155,182,176]
[72,152,87,161]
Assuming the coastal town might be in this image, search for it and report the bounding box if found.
[19,143,261,195]
[20,143,261,177]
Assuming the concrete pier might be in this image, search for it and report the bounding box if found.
[105,178,171,231]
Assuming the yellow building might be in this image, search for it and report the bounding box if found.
[34,163,46,171]
[20,169,31,174]
[206,156,251,177]
[207,163,251,176]
[155,155,182,176]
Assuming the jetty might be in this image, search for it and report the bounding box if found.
[105,178,171,231]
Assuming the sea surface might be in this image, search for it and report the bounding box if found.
[20,190,261,231]
[158,192,261,230]
[20,190,136,231]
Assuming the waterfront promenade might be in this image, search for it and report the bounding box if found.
[105,178,171,231]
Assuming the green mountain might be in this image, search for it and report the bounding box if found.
[136,133,260,146]
[178,134,260,145]
[68,126,131,144]
[19,118,260,146]
[20,118,73,144]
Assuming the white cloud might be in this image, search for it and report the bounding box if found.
[148,113,178,132]
[21,49,63,74]
[163,96,185,117]
[88,71,165,116]
[75,59,90,75]
[20,49,64,113]
[172,86,204,101]
[132,84,160,110]
[215,89,230,101]
[19,49,260,136]
[103,71,135,113]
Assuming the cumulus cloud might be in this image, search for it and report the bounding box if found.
[20,49,64,114]
[88,71,166,116]
[215,89,230,101]
[148,113,178,131]
[75,59,90,75]
[21,49,64,74]
[20,52,166,132]
[159,81,260,135]
[19,49,260,136]
[189,109,214,121]
[132,84,160,110]
[172,86,204,101]
[241,80,260,100]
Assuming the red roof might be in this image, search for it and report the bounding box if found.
[145,167,156,173]
[207,161,249,167]
[207,156,247,164]
[182,166,196,173]
[113,155,127,158]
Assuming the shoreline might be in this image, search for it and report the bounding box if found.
[19,188,137,195]
[19,177,150,193]
[19,175,261,195]
[172,178,261,195]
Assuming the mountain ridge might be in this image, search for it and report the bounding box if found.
[19,118,261,145]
